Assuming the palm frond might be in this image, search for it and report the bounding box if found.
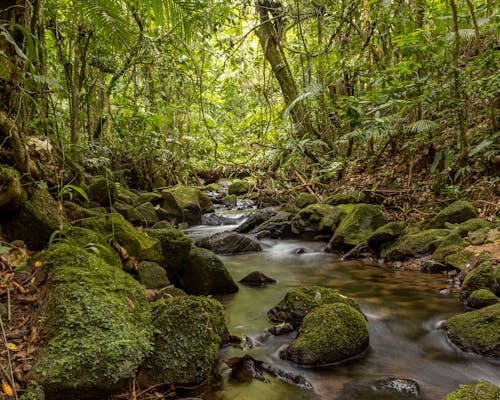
[282,83,322,118]
[406,119,438,135]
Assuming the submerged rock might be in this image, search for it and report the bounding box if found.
[442,379,500,400]
[197,231,262,254]
[444,303,500,357]
[239,271,276,286]
[337,377,421,400]
[425,200,477,229]
[139,296,228,386]
[280,303,369,367]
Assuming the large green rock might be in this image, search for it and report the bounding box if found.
[442,380,500,400]
[176,247,238,295]
[138,296,228,386]
[268,286,361,328]
[460,261,500,303]
[115,185,138,205]
[0,164,23,213]
[425,200,477,229]
[136,261,169,289]
[2,186,63,250]
[326,204,387,250]
[160,185,214,225]
[323,190,366,206]
[32,244,153,398]
[381,229,450,261]
[291,204,344,235]
[424,245,474,273]
[76,213,163,263]
[144,227,192,278]
[87,176,117,207]
[280,303,369,367]
[366,222,405,252]
[445,303,500,357]
[467,289,499,309]
[454,218,493,238]
[134,192,162,206]
[293,192,317,209]
[127,202,159,227]
[228,179,250,195]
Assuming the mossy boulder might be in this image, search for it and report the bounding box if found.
[291,204,344,235]
[134,192,162,206]
[222,193,237,208]
[0,164,23,213]
[366,222,405,252]
[444,303,500,357]
[454,218,493,237]
[63,200,107,221]
[87,176,117,207]
[32,244,153,398]
[326,204,387,251]
[250,210,293,239]
[443,380,500,400]
[323,190,366,206]
[137,261,169,289]
[2,186,63,250]
[425,200,477,229]
[293,192,317,209]
[127,202,159,227]
[280,303,369,367]
[460,261,500,303]
[143,228,192,278]
[176,247,238,295]
[423,245,474,273]
[381,229,451,261]
[116,185,138,205]
[197,231,261,255]
[160,185,214,225]
[76,213,163,263]
[467,289,499,309]
[138,296,227,386]
[268,286,361,328]
[228,179,250,195]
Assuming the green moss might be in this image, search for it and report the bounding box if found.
[381,229,451,261]
[129,202,159,227]
[116,185,138,205]
[228,179,250,195]
[203,183,221,191]
[32,244,153,397]
[292,203,344,234]
[425,200,477,229]
[134,192,162,206]
[0,164,23,212]
[425,245,473,272]
[19,381,45,400]
[76,213,163,263]
[454,218,493,237]
[443,380,500,400]
[87,176,117,206]
[366,222,405,250]
[438,232,467,248]
[281,303,368,366]
[137,261,169,289]
[160,185,214,225]
[323,191,366,206]
[445,303,500,357]
[269,286,361,328]
[467,289,499,309]
[460,261,500,302]
[138,296,227,386]
[294,192,317,209]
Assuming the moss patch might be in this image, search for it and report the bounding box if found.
[137,261,170,289]
[443,379,500,400]
[281,303,368,366]
[467,289,499,309]
[291,204,344,235]
[454,218,493,237]
[294,192,317,209]
[366,222,405,251]
[323,190,366,206]
[425,200,477,229]
[460,261,500,303]
[160,185,214,225]
[138,296,227,386]
[88,176,117,207]
[228,179,250,195]
[381,229,450,261]
[0,164,23,212]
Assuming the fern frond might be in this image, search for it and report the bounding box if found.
[282,84,322,118]
[406,119,438,134]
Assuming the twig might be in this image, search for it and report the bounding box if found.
[294,170,320,200]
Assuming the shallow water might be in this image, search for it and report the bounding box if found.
[185,224,500,400]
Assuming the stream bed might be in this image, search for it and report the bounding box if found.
[184,223,500,400]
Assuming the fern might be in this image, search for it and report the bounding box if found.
[406,119,438,135]
[282,84,322,118]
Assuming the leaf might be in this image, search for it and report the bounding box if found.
[2,380,13,397]
[34,261,43,268]
[6,342,22,351]
[125,297,136,310]
[468,132,500,157]
[0,246,10,255]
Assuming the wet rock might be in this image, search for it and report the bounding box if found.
[381,229,451,261]
[280,303,369,366]
[160,185,214,225]
[87,176,117,206]
[250,211,293,239]
[293,192,317,209]
[31,244,152,398]
[367,222,405,252]
[326,204,387,251]
[466,289,499,309]
[234,209,275,233]
[268,286,361,328]
[425,200,478,229]
[337,377,421,400]
[137,261,170,289]
[424,245,474,273]
[323,190,366,206]
[175,247,238,295]
[268,322,294,335]
[202,213,245,226]
[460,261,500,303]
[0,164,23,213]
[444,303,500,357]
[239,271,276,287]
[134,191,162,206]
[228,179,251,195]
[442,379,500,400]
[291,204,344,235]
[197,231,261,255]
[138,296,228,387]
[222,194,237,208]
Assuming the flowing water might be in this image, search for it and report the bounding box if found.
[184,222,500,400]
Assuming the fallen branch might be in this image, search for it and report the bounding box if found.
[294,170,320,201]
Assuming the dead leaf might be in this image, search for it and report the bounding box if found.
[6,342,22,352]
[125,297,135,310]
[2,380,14,397]
[34,261,43,268]
[113,241,130,262]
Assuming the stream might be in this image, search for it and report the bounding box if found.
[184,220,500,400]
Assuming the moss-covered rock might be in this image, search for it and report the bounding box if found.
[423,245,474,273]
[250,211,294,239]
[137,261,169,289]
[444,303,500,357]
[425,200,478,229]
[280,303,369,366]
[437,232,468,248]
[467,289,499,309]
[197,231,261,254]
[2,186,63,250]
[143,228,192,278]
[134,192,162,206]
[294,192,317,209]
[87,176,117,207]
[76,213,163,263]
[454,218,493,238]
[175,247,238,295]
[63,201,107,221]
[32,244,152,398]
[160,185,214,225]
[228,179,250,195]
[460,261,500,303]
[138,296,227,386]
[381,229,451,261]
[442,379,500,400]
[152,220,174,229]
[268,286,361,328]
[323,190,366,206]
[127,202,159,227]
[0,164,23,213]
[326,204,387,251]
[116,185,138,205]
[366,222,405,252]
[291,204,344,235]
[222,193,237,208]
